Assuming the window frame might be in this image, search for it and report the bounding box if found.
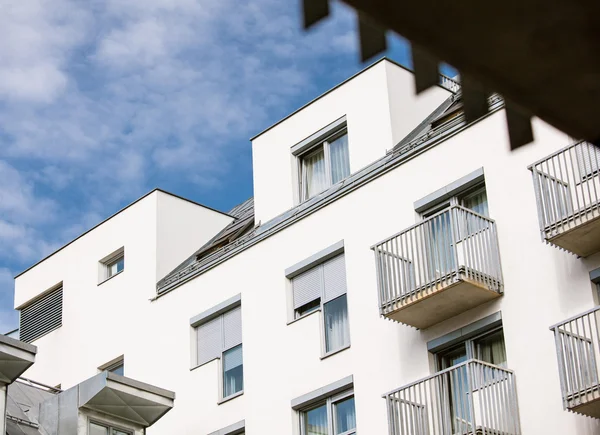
[288,253,351,358]
[88,419,133,435]
[434,325,505,371]
[298,127,349,202]
[419,183,488,220]
[190,296,244,403]
[299,388,356,435]
[98,247,125,284]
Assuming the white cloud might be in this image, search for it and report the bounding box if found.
[0,0,364,297]
[0,0,91,103]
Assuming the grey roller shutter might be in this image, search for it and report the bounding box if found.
[223,306,242,350]
[575,142,600,181]
[323,254,347,302]
[197,317,222,366]
[19,287,63,343]
[292,267,322,309]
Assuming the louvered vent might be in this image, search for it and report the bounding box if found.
[19,287,63,343]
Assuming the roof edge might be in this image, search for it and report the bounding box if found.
[251,57,416,141]
[15,188,232,279]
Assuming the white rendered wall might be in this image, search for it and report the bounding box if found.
[13,190,231,389]
[14,104,600,433]
[251,59,450,226]
[155,192,232,282]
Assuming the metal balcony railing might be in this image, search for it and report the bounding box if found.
[372,206,503,318]
[550,306,600,415]
[384,360,521,435]
[529,141,600,245]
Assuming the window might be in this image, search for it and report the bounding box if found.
[99,247,125,283]
[193,302,243,401]
[434,326,506,434]
[300,389,356,435]
[19,285,63,343]
[99,356,125,376]
[89,421,132,435]
[299,130,350,201]
[435,327,506,370]
[107,256,124,278]
[291,254,350,355]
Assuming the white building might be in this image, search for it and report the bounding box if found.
[10,58,600,435]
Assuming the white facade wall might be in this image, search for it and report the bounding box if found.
[251,59,450,225]
[13,60,600,435]
[14,190,231,388]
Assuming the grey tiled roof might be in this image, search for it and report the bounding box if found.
[157,197,255,289]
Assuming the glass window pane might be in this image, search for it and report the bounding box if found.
[223,344,243,397]
[108,256,124,277]
[296,299,321,318]
[90,423,109,435]
[324,295,350,353]
[112,430,131,435]
[305,404,328,435]
[334,396,356,434]
[329,133,350,184]
[303,147,327,200]
[475,330,507,367]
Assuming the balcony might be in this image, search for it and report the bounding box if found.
[372,206,503,329]
[550,306,600,419]
[384,360,521,435]
[529,141,600,257]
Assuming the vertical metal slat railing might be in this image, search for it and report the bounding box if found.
[529,141,600,242]
[384,360,521,435]
[550,307,600,411]
[372,206,503,318]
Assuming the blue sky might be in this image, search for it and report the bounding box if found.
[0,0,418,333]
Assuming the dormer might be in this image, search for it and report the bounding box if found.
[250,58,453,225]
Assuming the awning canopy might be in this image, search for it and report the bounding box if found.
[78,372,175,427]
[0,335,36,385]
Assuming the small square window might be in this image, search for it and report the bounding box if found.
[107,256,124,278]
[99,247,125,283]
[299,130,350,201]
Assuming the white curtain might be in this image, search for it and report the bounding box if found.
[463,190,489,217]
[329,134,350,184]
[303,148,328,199]
[223,344,243,397]
[335,397,356,433]
[306,404,328,435]
[324,295,350,353]
[478,334,507,367]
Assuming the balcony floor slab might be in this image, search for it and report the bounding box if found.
[547,212,600,257]
[384,277,501,329]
